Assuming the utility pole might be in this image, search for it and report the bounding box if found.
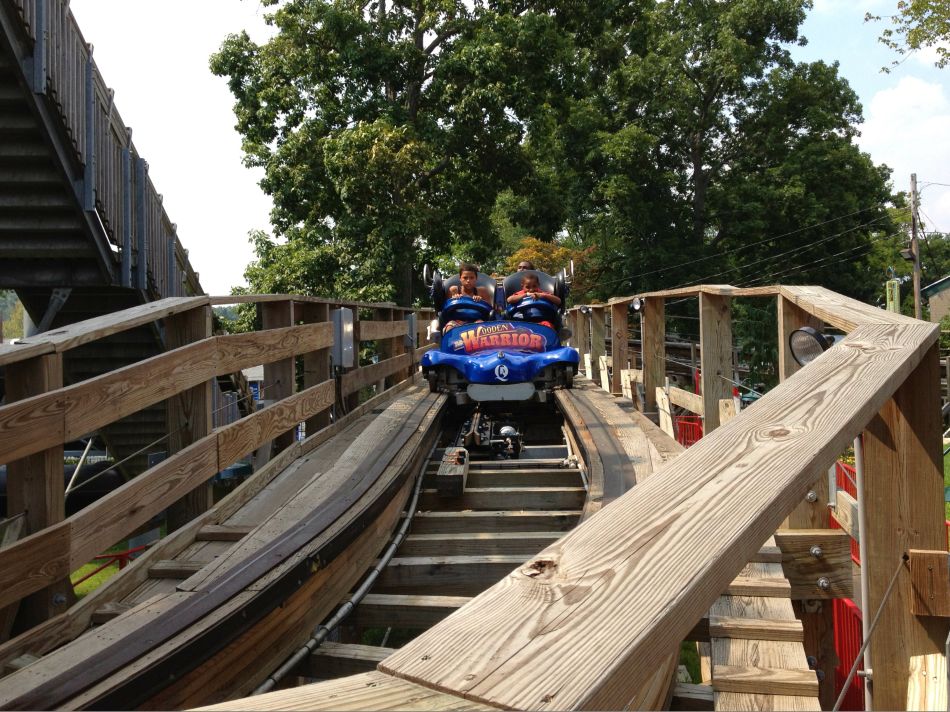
[911,173,922,319]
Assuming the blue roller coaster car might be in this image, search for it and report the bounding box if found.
[421,268,578,403]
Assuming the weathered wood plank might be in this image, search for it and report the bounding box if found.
[436,447,468,498]
[341,354,411,396]
[708,616,803,642]
[418,487,586,512]
[379,321,937,711]
[832,490,858,542]
[712,665,818,696]
[409,510,581,534]
[642,297,665,413]
[699,292,731,433]
[611,301,629,395]
[864,343,947,711]
[374,555,526,597]
[305,642,395,678]
[216,380,335,467]
[195,525,254,542]
[350,594,470,629]
[4,297,208,360]
[398,532,561,558]
[359,320,408,341]
[772,529,852,599]
[670,682,714,711]
[215,323,334,375]
[192,671,492,711]
[668,385,703,416]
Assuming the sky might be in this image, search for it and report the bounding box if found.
[68,0,950,296]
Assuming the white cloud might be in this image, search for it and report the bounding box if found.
[70,0,278,295]
[859,76,950,233]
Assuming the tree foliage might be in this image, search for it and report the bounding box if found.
[868,1,950,69]
[217,0,900,316]
[212,0,583,304]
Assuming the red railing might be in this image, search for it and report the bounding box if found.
[674,415,703,447]
[833,597,865,710]
[71,543,151,587]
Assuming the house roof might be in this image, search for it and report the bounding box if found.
[922,274,950,299]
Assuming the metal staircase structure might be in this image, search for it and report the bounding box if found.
[0,0,203,475]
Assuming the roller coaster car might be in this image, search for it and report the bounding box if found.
[422,268,578,404]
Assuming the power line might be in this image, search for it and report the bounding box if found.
[595,205,886,289]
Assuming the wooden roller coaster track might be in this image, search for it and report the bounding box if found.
[0,284,944,710]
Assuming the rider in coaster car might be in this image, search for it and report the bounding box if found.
[444,261,492,331]
[506,272,561,329]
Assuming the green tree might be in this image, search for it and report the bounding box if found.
[868,1,950,69]
[212,0,582,304]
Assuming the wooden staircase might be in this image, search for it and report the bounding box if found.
[0,0,206,476]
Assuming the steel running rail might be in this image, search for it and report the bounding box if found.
[252,439,439,694]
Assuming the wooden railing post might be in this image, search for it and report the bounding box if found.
[642,297,665,415]
[301,302,331,438]
[589,306,606,386]
[165,304,213,531]
[699,292,732,433]
[5,352,74,627]
[778,295,823,383]
[575,309,590,377]
[863,342,947,710]
[346,309,362,412]
[261,300,296,454]
[779,296,836,707]
[610,300,629,396]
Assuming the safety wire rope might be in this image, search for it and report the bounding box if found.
[64,378,285,498]
[252,439,438,694]
[832,553,908,712]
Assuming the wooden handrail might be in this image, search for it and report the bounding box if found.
[376,287,939,710]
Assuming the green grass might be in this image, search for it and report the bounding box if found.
[679,640,700,683]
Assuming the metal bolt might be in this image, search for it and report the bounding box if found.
[805,490,818,503]
[817,576,831,591]
[810,545,824,559]
[52,593,67,607]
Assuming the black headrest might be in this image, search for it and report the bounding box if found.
[443,272,496,298]
[502,269,556,296]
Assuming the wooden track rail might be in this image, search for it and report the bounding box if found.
[0,284,945,710]
[0,295,434,617]
[214,283,941,711]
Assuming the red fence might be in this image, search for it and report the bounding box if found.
[673,415,703,447]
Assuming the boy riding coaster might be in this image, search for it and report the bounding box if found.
[444,262,493,331]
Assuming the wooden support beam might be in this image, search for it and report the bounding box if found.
[409,510,581,535]
[304,642,394,679]
[436,447,468,498]
[657,386,674,438]
[908,549,950,617]
[589,306,606,385]
[699,292,731,433]
[165,304,214,531]
[864,343,949,710]
[832,490,858,542]
[398,532,561,558]
[4,352,73,628]
[374,555,525,597]
[195,525,253,542]
[350,594,470,629]
[260,300,296,454]
[670,682,713,711]
[669,385,703,416]
[611,301,629,395]
[424,467,581,489]
[574,310,590,377]
[708,615,804,642]
[642,297,665,413]
[773,529,853,599]
[301,302,331,438]
[418,487,586,512]
[711,665,819,697]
